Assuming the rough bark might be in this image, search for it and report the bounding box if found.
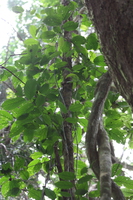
[85,0,133,109]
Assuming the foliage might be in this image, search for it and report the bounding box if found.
[0,0,133,199]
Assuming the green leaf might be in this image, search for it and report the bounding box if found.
[35,95,45,107]
[20,170,29,180]
[1,181,10,197]
[73,64,84,71]
[10,123,24,137]
[60,191,71,197]
[58,101,67,113]
[58,37,71,53]
[30,152,43,159]
[40,55,50,65]
[39,83,49,95]
[74,126,82,144]
[24,38,39,45]
[66,117,78,123]
[62,21,78,31]
[28,188,42,200]
[69,103,83,112]
[14,157,25,171]
[12,6,24,13]
[86,33,98,50]
[80,167,88,175]
[23,129,35,142]
[24,79,37,99]
[74,45,88,57]
[76,189,88,195]
[121,188,133,197]
[43,15,62,26]
[16,102,33,117]
[2,97,25,110]
[41,31,56,39]
[43,114,51,125]
[94,55,106,67]
[54,61,67,69]
[9,187,20,197]
[78,175,93,184]
[89,189,100,198]
[112,163,122,177]
[44,188,56,200]
[72,36,86,45]
[55,181,73,189]
[29,25,37,38]
[78,118,88,128]
[114,176,133,189]
[58,172,75,180]
[0,110,13,121]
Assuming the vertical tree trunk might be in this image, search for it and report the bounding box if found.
[85,0,133,108]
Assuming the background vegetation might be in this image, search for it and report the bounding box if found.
[0,0,133,199]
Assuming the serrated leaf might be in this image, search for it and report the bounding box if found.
[58,37,71,53]
[44,188,56,200]
[9,187,20,197]
[29,25,37,38]
[10,123,24,137]
[86,33,98,50]
[73,64,84,71]
[60,191,71,197]
[2,97,25,110]
[12,6,24,13]
[43,114,51,125]
[94,55,106,67]
[58,172,75,180]
[78,175,92,184]
[114,176,133,189]
[40,55,50,66]
[39,83,49,95]
[112,163,122,177]
[1,181,10,197]
[76,189,88,195]
[78,118,88,128]
[72,36,86,45]
[28,188,42,200]
[58,101,67,113]
[35,95,45,107]
[20,170,29,180]
[41,31,56,39]
[55,181,73,189]
[62,21,78,31]
[121,188,133,197]
[24,79,37,99]
[69,103,83,112]
[54,61,67,68]
[43,15,62,26]
[0,110,13,121]
[80,167,88,175]
[66,117,78,123]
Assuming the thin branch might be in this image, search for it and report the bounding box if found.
[0,66,25,84]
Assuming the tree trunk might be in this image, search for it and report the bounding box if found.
[85,0,133,108]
